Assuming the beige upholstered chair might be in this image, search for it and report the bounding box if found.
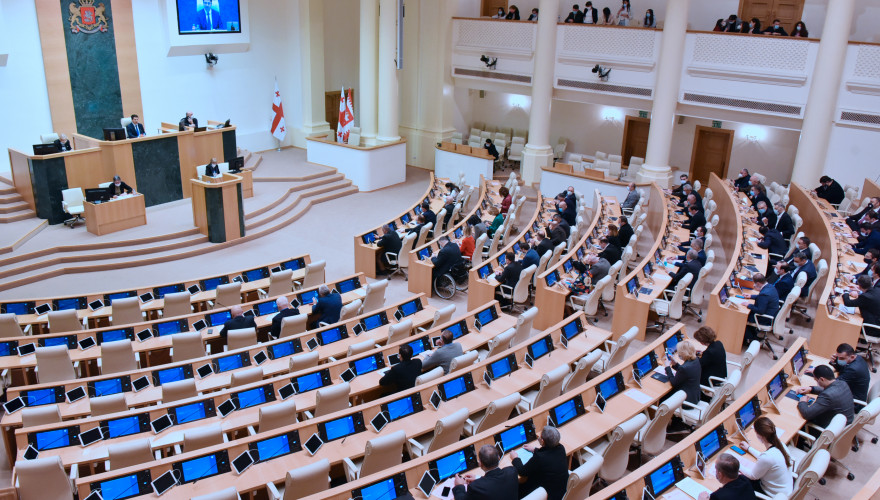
[414,366,444,386]
[108,439,157,470]
[21,405,61,428]
[362,279,388,313]
[342,430,407,481]
[517,364,569,413]
[562,349,603,392]
[259,269,293,299]
[464,391,521,436]
[561,455,603,500]
[183,425,225,451]
[634,390,687,458]
[386,319,413,344]
[162,292,192,318]
[230,367,263,388]
[101,339,138,374]
[161,379,197,403]
[300,260,326,290]
[110,297,142,326]
[213,283,242,308]
[407,407,469,457]
[479,327,515,361]
[499,265,537,313]
[580,413,648,482]
[593,326,638,373]
[346,339,374,358]
[312,382,350,417]
[227,328,257,351]
[249,400,297,435]
[679,370,741,427]
[339,299,362,321]
[788,450,829,500]
[90,394,128,416]
[15,456,76,500]
[279,314,308,338]
[48,310,83,332]
[289,351,319,373]
[171,331,206,362]
[419,304,455,332]
[192,487,240,500]
[35,346,77,383]
[449,350,479,373]
[0,313,29,337]
[266,459,331,500]
[789,414,845,478]
[512,307,538,345]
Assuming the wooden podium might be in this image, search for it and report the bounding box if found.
[190,174,245,243]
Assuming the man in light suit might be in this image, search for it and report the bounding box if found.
[421,330,463,375]
[453,445,519,500]
[621,182,640,210]
[126,114,146,138]
[197,0,223,30]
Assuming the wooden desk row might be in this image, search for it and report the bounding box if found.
[466,195,547,311]
[0,255,311,334]
[72,313,625,499]
[596,337,814,499]
[84,194,147,236]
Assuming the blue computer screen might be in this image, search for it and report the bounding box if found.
[354,356,379,375]
[476,307,495,326]
[100,473,141,500]
[283,259,304,271]
[363,232,377,244]
[665,334,681,354]
[408,339,428,356]
[436,450,468,480]
[363,314,383,331]
[300,290,318,304]
[649,461,677,495]
[562,320,579,339]
[359,478,396,500]
[499,424,527,451]
[442,377,467,399]
[489,357,512,378]
[244,269,265,282]
[400,300,419,316]
[0,342,15,356]
[208,311,232,325]
[26,388,56,406]
[563,259,573,273]
[271,341,297,359]
[42,336,70,348]
[498,253,507,266]
[55,298,80,311]
[793,349,806,373]
[106,292,134,303]
[738,402,757,429]
[4,303,29,315]
[157,367,187,385]
[102,329,129,343]
[446,322,464,339]
[256,301,278,316]
[181,454,219,482]
[635,354,654,376]
[337,279,359,293]
[106,416,141,438]
[156,321,182,336]
[478,265,491,279]
[175,402,207,424]
[767,374,785,400]
[256,435,291,460]
[530,338,550,359]
[387,397,415,421]
[599,377,621,399]
[216,355,244,373]
[401,213,412,224]
[553,399,578,426]
[546,272,558,286]
[324,416,356,441]
[321,328,343,344]
[202,277,223,291]
[296,372,323,392]
[156,285,181,298]
[35,428,69,450]
[699,429,722,458]
[237,388,266,409]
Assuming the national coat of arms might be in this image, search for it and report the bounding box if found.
[69,0,110,34]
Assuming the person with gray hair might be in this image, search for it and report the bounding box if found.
[422,329,464,375]
[54,133,72,152]
[219,304,256,339]
[270,295,300,339]
[773,202,795,239]
[621,182,640,210]
[698,453,757,500]
[453,444,518,499]
[443,195,456,226]
[308,284,342,329]
[668,248,702,291]
[510,426,568,500]
[107,174,133,198]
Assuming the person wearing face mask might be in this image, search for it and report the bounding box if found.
[492,7,505,19]
[763,18,787,36]
[772,261,794,296]
[106,175,133,198]
[814,175,845,205]
[733,168,751,192]
[790,21,808,37]
[564,4,584,23]
[855,223,880,255]
[843,275,880,336]
[846,197,880,231]
[757,226,786,264]
[807,343,869,410]
[756,201,776,229]
[741,17,761,34]
[749,184,771,209]
[789,251,816,297]
[856,249,878,279]
[621,182,640,210]
[505,5,520,20]
[744,273,779,344]
[785,236,812,265]
[672,174,689,197]
[773,202,795,240]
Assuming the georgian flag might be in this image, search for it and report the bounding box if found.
[271,80,286,141]
[337,87,354,143]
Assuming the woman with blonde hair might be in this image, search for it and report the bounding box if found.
[663,339,701,404]
[739,417,793,496]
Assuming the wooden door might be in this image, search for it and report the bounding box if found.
[689,126,733,187]
[621,116,650,167]
[325,90,355,134]
[481,0,507,17]
[740,0,804,33]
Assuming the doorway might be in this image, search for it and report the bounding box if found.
[689,126,734,187]
[325,90,355,134]
[739,0,804,33]
[621,116,650,167]
[481,0,507,17]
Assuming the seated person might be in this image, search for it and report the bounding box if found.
[621,182,640,210]
[694,326,726,387]
[534,231,554,258]
[407,214,426,237]
[757,226,787,262]
[510,426,568,500]
[756,201,776,229]
[204,157,221,177]
[379,344,422,394]
[270,296,300,339]
[697,453,756,500]
[443,195,457,225]
[597,236,622,265]
[54,133,73,152]
[470,214,488,240]
[856,249,878,279]
[487,207,503,238]
[179,111,198,130]
[749,184,771,210]
[106,175,133,198]
[547,220,567,246]
[219,305,256,339]
[772,261,795,298]
[126,114,146,138]
[678,226,706,252]
[617,215,634,247]
[763,18,788,35]
[458,224,476,260]
[431,236,463,280]
[672,173,689,198]
[606,224,621,248]
[846,196,879,232]
[453,445,519,500]
[445,182,460,199]
[308,285,342,329]
[421,201,437,229]
[814,175,845,205]
[733,168,751,192]
[375,224,402,273]
[518,242,540,270]
[744,273,780,343]
[494,251,523,305]
[773,202,795,240]
[807,343,870,409]
[785,237,812,265]
[668,249,701,290]
[422,329,463,374]
[736,417,792,497]
[794,364,855,426]
[789,251,817,297]
[553,213,571,239]
[499,187,512,214]
[582,253,610,281]
[682,204,706,231]
[676,237,706,266]
[855,223,880,255]
[568,254,609,296]
[557,200,576,226]
[678,185,702,209]
[484,138,500,160]
[843,275,880,330]
[663,339,702,404]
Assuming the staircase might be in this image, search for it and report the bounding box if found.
[0,179,35,223]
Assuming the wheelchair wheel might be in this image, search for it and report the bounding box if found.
[453,270,469,291]
[434,274,456,299]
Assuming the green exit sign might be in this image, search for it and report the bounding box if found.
[639,111,648,119]
[712,120,722,128]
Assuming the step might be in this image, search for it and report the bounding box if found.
[0,187,16,196]
[0,192,22,204]
[0,209,36,223]
[245,174,349,220]
[0,201,29,214]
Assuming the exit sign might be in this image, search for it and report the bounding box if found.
[712,120,722,128]
[639,111,648,118]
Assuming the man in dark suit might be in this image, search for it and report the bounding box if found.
[558,201,576,226]
[442,196,456,226]
[785,237,812,265]
[197,0,223,30]
[815,175,845,205]
[668,249,702,291]
[309,285,342,329]
[179,111,198,130]
[204,157,221,177]
[495,251,523,306]
[756,201,776,229]
[749,185,771,210]
[379,344,422,394]
[856,250,878,280]
[547,221,566,247]
[790,252,816,298]
[534,232,554,259]
[453,445,519,500]
[672,174,689,198]
[484,139,499,160]
[106,175,133,198]
[745,273,780,343]
[772,261,795,299]
[407,214,426,238]
[432,236,463,280]
[795,365,855,426]
[757,226,787,263]
[855,223,880,255]
[677,185,700,209]
[564,4,584,23]
[675,238,706,266]
[270,296,300,339]
[678,226,706,252]
[511,426,568,500]
[421,201,437,229]
[597,237,622,265]
[126,114,146,138]
[519,243,541,270]
[773,203,795,240]
[375,224,402,273]
[697,454,757,500]
[219,305,257,339]
[763,19,788,36]
[54,134,73,152]
[846,197,879,231]
[807,343,871,409]
[683,204,706,232]
[553,214,571,239]
[582,1,599,23]
[843,275,880,329]
[733,169,751,192]
[617,216,634,247]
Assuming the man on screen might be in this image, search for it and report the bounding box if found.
[179,111,198,130]
[197,0,223,31]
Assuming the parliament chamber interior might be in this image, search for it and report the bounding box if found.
[1,0,880,499]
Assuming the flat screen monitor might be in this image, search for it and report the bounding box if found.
[767,372,786,400]
[383,394,422,421]
[320,413,364,442]
[89,378,126,397]
[792,347,808,374]
[200,276,228,291]
[102,414,150,439]
[478,265,491,280]
[230,156,244,172]
[32,144,58,155]
[527,336,553,361]
[549,395,585,427]
[737,397,761,430]
[633,352,657,378]
[92,471,152,500]
[599,373,625,401]
[487,355,516,379]
[207,310,232,326]
[33,427,75,451]
[251,432,301,461]
[561,319,582,340]
[174,451,230,484]
[269,339,301,359]
[494,420,536,453]
[626,277,638,295]
[439,374,474,401]
[85,188,111,203]
[103,128,126,141]
[475,306,497,326]
[176,0,242,34]
[645,457,683,497]
[696,425,727,460]
[432,445,478,481]
[293,370,327,393]
[172,401,213,424]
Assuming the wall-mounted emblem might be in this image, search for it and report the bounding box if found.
[68,0,110,34]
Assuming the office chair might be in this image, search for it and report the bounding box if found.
[678,370,741,430]
[449,350,479,373]
[266,459,331,500]
[212,282,242,308]
[570,275,613,323]
[772,450,828,500]
[593,326,638,373]
[499,264,537,313]
[386,319,412,345]
[512,307,538,345]
[464,392,521,436]
[517,364,569,414]
[48,309,84,332]
[61,188,85,228]
[562,350,603,392]
[561,455,603,500]
[386,232,417,280]
[684,262,713,322]
[634,391,687,462]
[407,407,469,457]
[789,414,845,479]
[478,327,515,361]
[14,456,77,500]
[298,260,326,290]
[522,487,548,500]
[346,339,374,358]
[342,430,407,481]
[182,425,225,452]
[161,379,197,403]
[279,314,307,338]
[21,405,62,428]
[0,313,30,337]
[35,345,77,384]
[580,413,648,484]
[100,339,138,374]
[415,367,444,386]
[339,299,362,321]
[288,352,319,373]
[171,331,206,362]
[727,341,760,398]
[108,439,159,470]
[110,297,143,326]
[192,487,241,500]
[227,328,257,351]
[311,382,350,418]
[258,269,293,299]
[162,291,192,317]
[90,394,128,416]
[648,273,692,332]
[248,400,297,435]
[419,304,455,333]
[230,367,263,388]
[818,399,880,481]
[362,279,388,313]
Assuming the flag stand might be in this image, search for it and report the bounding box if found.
[275,137,282,152]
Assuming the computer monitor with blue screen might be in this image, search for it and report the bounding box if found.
[476,307,496,326]
[255,435,291,461]
[646,457,683,497]
[488,357,513,379]
[0,342,17,357]
[106,292,136,303]
[634,353,656,377]
[97,472,145,500]
[354,356,379,375]
[201,277,225,291]
[408,338,428,356]
[792,347,807,374]
[478,265,491,279]
[599,375,622,400]
[179,454,219,483]
[323,416,356,441]
[244,269,266,282]
[35,428,70,450]
[433,446,477,480]
[105,416,143,438]
[270,340,298,359]
[363,314,384,331]
[320,327,344,345]
[737,398,760,429]
[154,285,182,298]
[208,310,232,325]
[54,298,81,311]
[767,373,786,400]
[174,401,208,424]
[563,259,573,274]
[362,232,377,244]
[295,372,323,392]
[176,0,242,34]
[3,302,32,315]
[385,396,416,421]
[282,258,305,271]
[562,319,581,340]
[545,271,558,286]
[157,367,187,385]
[664,333,682,354]
[550,396,584,427]
[255,301,278,316]
[399,299,420,317]
[216,354,245,373]
[446,322,465,339]
[338,278,359,293]
[495,421,535,452]
[696,426,726,459]
[441,377,468,400]
[156,321,183,337]
[528,337,551,360]
[498,253,506,266]
[236,387,267,409]
[101,329,130,343]
[41,336,71,348]
[26,388,57,406]
[454,227,463,238]
[300,290,318,304]
[357,477,396,500]
[401,213,412,224]
[626,277,638,295]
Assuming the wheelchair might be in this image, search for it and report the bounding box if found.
[433,261,470,299]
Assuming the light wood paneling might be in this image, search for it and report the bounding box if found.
[84,194,147,235]
[35,0,76,134]
[8,150,35,211]
[110,0,143,118]
[63,149,109,190]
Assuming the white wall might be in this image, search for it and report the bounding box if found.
[322,0,359,95]
[133,0,302,153]
[0,0,53,175]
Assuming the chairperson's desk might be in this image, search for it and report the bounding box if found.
[84,194,147,236]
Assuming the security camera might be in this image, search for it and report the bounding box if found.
[591,64,611,81]
[480,55,497,70]
[205,53,219,67]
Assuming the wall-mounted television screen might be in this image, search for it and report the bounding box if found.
[177,0,242,34]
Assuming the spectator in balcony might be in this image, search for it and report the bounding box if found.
[791,21,809,37]
[724,14,740,32]
[763,19,788,36]
[583,2,598,24]
[528,8,539,21]
[484,138,499,161]
[742,17,762,34]
[616,0,632,26]
[564,5,584,24]
[600,7,614,25]
[492,7,505,19]
[643,9,655,28]
[713,19,725,32]
[505,5,520,20]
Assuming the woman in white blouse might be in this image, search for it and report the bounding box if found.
[616,0,632,26]
[739,416,793,497]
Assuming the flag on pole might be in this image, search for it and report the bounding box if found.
[271,80,286,142]
[345,89,355,143]
[336,87,354,143]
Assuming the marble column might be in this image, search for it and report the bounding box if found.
[790,0,855,186]
[377,0,400,142]
[297,0,330,143]
[359,0,379,146]
[520,0,559,187]
[639,0,690,188]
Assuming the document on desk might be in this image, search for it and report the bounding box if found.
[675,477,712,499]
[624,389,652,405]
[353,288,367,297]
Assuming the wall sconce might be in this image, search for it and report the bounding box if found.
[604,114,617,122]
[746,135,758,143]
[601,107,623,123]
